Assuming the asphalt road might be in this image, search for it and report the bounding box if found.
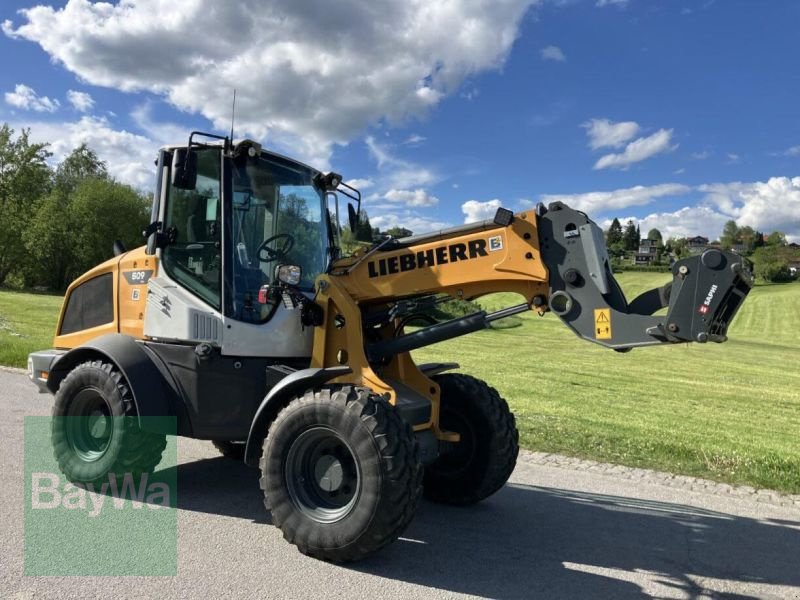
[1,368,799,600]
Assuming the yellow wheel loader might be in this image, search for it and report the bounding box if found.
[28,133,752,562]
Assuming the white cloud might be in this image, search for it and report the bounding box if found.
[462,199,502,223]
[699,177,800,239]
[582,118,640,150]
[130,101,189,146]
[596,0,629,6]
[540,45,566,62]
[3,0,539,166]
[370,212,452,235]
[604,206,730,241]
[726,153,740,164]
[345,178,374,190]
[383,188,439,207]
[541,183,690,214]
[66,89,94,112]
[4,84,60,112]
[784,146,800,157]
[593,128,676,170]
[11,116,158,188]
[365,135,438,189]
[403,134,426,145]
[581,176,800,242]
[691,150,711,160]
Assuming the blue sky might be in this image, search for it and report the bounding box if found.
[1,0,799,240]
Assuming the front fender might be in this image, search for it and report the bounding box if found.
[47,334,185,435]
[244,366,352,467]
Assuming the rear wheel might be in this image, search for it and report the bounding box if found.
[51,360,167,485]
[424,374,519,505]
[260,385,422,562]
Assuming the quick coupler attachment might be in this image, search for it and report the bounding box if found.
[650,250,753,344]
[536,201,753,350]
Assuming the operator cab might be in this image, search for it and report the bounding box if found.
[144,134,360,356]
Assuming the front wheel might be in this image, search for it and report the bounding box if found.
[51,360,167,485]
[424,374,519,505]
[260,386,422,562]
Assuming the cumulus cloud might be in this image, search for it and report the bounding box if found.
[370,212,452,235]
[462,199,502,223]
[383,188,439,207]
[4,83,60,112]
[66,89,94,112]
[598,177,800,242]
[582,118,640,150]
[11,115,158,188]
[3,0,539,166]
[541,183,690,214]
[593,128,676,170]
[365,135,438,189]
[540,45,566,62]
[603,206,730,241]
[345,178,374,190]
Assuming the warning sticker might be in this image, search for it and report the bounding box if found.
[594,308,612,340]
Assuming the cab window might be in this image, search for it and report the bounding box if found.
[162,148,222,310]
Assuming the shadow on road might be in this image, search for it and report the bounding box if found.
[162,459,800,599]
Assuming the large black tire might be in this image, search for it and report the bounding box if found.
[424,374,519,505]
[260,386,422,562]
[212,440,246,460]
[51,360,168,485]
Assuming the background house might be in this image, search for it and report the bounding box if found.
[633,238,659,265]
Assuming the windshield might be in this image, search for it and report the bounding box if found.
[229,152,328,323]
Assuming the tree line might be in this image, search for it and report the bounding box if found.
[0,124,150,292]
[604,214,798,282]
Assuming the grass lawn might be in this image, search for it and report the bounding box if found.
[1,274,798,493]
[414,273,800,494]
[0,289,63,369]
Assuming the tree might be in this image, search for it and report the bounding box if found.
[720,219,739,249]
[606,218,623,246]
[54,143,107,194]
[386,226,413,238]
[646,228,663,246]
[766,231,787,247]
[355,210,373,242]
[0,124,52,285]
[667,237,688,259]
[622,220,638,251]
[738,225,756,253]
[750,246,791,282]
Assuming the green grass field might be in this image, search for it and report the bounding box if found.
[1,274,799,492]
[0,289,63,368]
[414,273,800,494]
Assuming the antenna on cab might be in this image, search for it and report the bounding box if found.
[229,89,237,143]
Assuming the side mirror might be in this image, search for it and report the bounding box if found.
[171,148,197,190]
[275,264,302,286]
[347,202,358,233]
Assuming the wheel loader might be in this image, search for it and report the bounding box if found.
[28,132,752,562]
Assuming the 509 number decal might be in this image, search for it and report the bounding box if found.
[122,269,153,285]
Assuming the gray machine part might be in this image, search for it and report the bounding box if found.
[537,202,753,349]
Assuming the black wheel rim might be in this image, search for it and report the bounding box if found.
[65,388,114,462]
[284,427,360,523]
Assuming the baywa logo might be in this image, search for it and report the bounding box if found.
[24,416,178,576]
[31,471,171,518]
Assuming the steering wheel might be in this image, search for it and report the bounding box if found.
[257,233,295,263]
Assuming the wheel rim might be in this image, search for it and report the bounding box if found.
[65,388,114,462]
[284,427,361,523]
